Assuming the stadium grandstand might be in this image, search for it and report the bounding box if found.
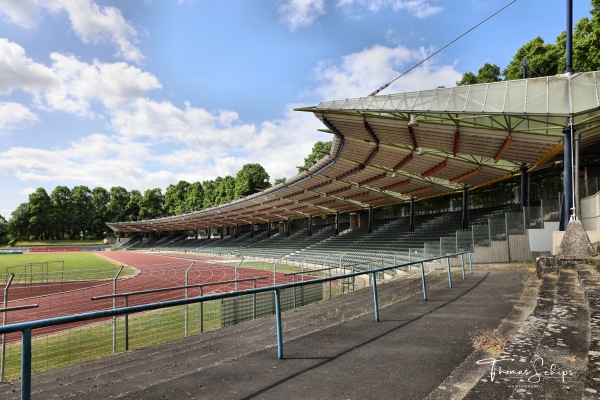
[107,72,600,263]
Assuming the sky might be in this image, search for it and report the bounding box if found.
[0,0,592,219]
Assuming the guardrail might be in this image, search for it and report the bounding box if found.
[91,276,268,350]
[0,251,471,400]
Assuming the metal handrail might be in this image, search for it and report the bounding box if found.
[91,276,268,300]
[0,251,471,400]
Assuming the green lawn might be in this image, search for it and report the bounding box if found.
[0,252,136,281]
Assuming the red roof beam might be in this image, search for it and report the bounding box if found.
[315,199,337,207]
[344,191,371,200]
[402,186,433,196]
[421,160,447,178]
[380,179,411,191]
[358,172,387,186]
[392,153,413,171]
[449,167,481,184]
[300,195,321,202]
[494,136,511,163]
[304,180,332,192]
[408,126,417,150]
[453,128,460,156]
[326,186,353,196]
[335,168,359,180]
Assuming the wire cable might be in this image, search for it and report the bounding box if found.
[368,0,518,96]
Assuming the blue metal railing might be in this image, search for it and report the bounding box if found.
[0,251,471,400]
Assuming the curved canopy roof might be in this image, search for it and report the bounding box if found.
[108,72,600,233]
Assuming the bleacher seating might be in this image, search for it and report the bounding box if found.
[121,204,530,268]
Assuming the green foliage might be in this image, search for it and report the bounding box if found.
[504,37,561,80]
[0,214,8,245]
[299,141,332,172]
[274,177,287,185]
[457,63,502,85]
[235,163,271,197]
[460,2,600,82]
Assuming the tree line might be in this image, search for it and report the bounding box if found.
[2,163,271,243]
[457,0,600,84]
[0,143,331,244]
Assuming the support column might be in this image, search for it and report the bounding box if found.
[250,223,254,238]
[308,215,313,236]
[267,221,272,238]
[235,225,238,238]
[286,219,291,237]
[560,122,573,231]
[520,165,528,211]
[220,227,224,239]
[409,197,415,233]
[574,132,581,219]
[461,186,469,230]
[334,211,340,236]
[367,205,373,234]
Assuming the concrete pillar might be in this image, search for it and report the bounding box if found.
[520,165,528,211]
[308,215,313,236]
[286,219,291,237]
[367,205,373,234]
[461,186,469,230]
[251,223,254,238]
[409,197,415,233]
[560,123,573,231]
[335,211,340,236]
[268,222,272,238]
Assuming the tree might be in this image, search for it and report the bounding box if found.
[50,186,72,240]
[140,188,164,220]
[0,214,8,245]
[184,182,204,212]
[8,203,29,241]
[503,37,560,80]
[572,0,600,72]
[107,186,130,223]
[126,190,143,221]
[215,176,236,205]
[71,186,93,239]
[274,177,287,185]
[27,188,52,240]
[299,141,332,172]
[457,63,502,85]
[164,180,190,215]
[91,187,110,239]
[202,180,216,209]
[235,163,271,197]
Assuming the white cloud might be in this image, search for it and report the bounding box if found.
[0,0,43,28]
[39,53,161,116]
[0,39,59,95]
[336,0,443,19]
[0,102,38,133]
[279,0,326,31]
[311,43,462,98]
[0,0,142,62]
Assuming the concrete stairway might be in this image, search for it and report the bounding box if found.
[464,267,596,400]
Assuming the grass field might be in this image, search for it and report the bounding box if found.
[1,300,222,381]
[0,252,136,281]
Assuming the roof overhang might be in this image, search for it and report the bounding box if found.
[108,72,600,233]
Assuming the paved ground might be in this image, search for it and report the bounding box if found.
[0,268,531,400]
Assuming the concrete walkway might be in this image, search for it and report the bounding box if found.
[0,269,530,400]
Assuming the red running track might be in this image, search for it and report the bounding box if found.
[1,252,292,342]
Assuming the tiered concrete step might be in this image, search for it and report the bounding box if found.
[464,269,590,399]
[576,264,600,400]
[0,271,448,399]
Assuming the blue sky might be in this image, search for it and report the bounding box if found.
[0,0,592,218]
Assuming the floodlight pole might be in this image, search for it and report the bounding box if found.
[565,0,573,74]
